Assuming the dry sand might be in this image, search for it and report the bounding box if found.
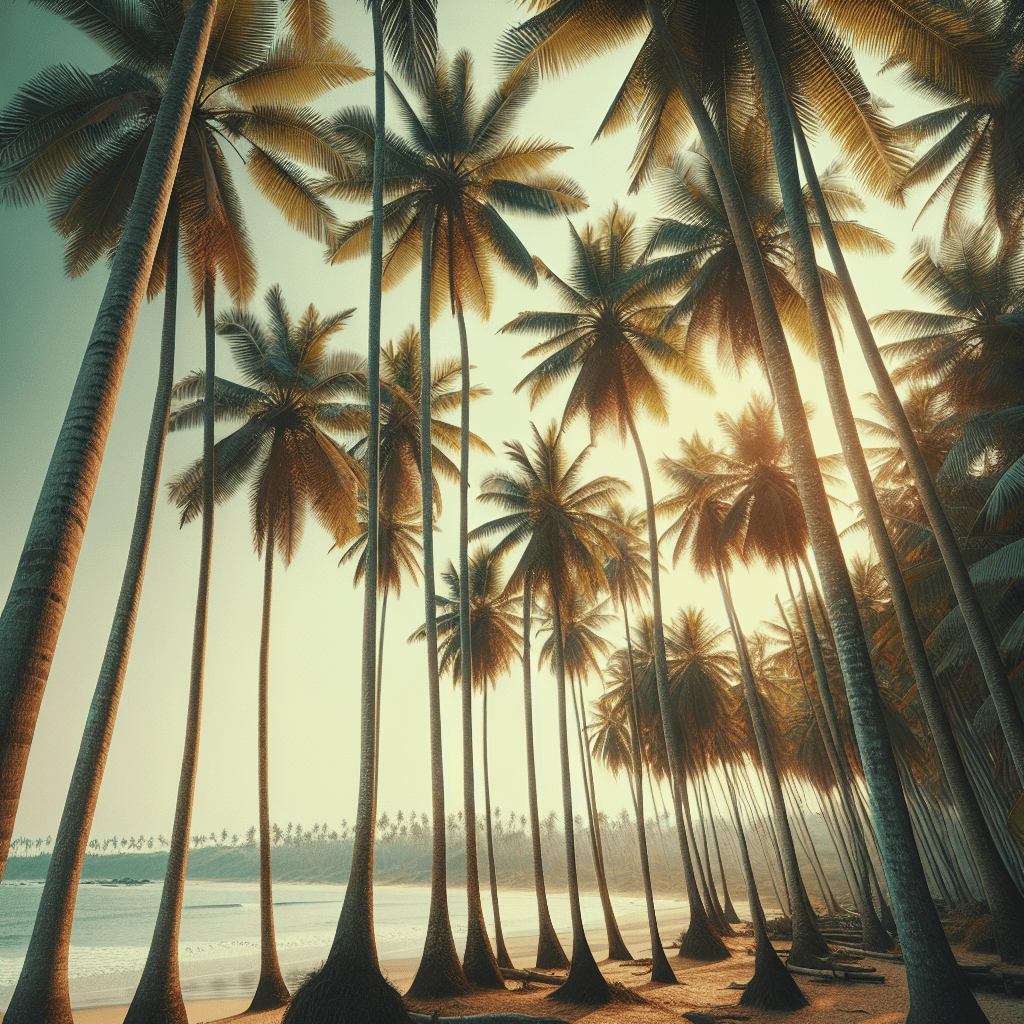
[10,907,1019,1024]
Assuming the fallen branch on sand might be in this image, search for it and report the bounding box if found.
[786,964,885,984]
[832,945,904,962]
[410,1014,568,1024]
[497,968,565,987]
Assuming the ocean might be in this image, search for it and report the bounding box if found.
[0,878,687,1009]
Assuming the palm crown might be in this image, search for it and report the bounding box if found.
[507,204,711,441]
[166,285,366,559]
[0,0,367,303]
[325,49,587,317]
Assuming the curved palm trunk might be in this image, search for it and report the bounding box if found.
[626,415,728,961]
[717,569,831,966]
[520,576,569,970]
[622,606,677,985]
[723,772,807,1011]
[680,774,731,936]
[0,0,217,877]
[548,600,610,1006]
[124,271,217,1024]
[777,588,892,949]
[703,776,740,925]
[570,677,633,960]
[482,684,514,969]
[789,103,1024,785]
[5,217,180,1024]
[695,776,732,932]
[249,521,289,1012]
[732,4,991,1016]
[407,204,470,1000]
[455,303,504,990]
[284,10,410,1020]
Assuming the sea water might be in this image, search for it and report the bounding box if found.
[0,879,686,1009]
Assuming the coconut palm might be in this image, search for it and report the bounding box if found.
[327,49,585,993]
[414,545,523,970]
[472,422,626,1005]
[538,596,633,961]
[129,288,365,1020]
[0,0,219,883]
[507,204,728,961]
[504,7,990,1015]
[283,4,437,1021]
[0,0,368,882]
[172,288,363,1008]
[599,503,678,984]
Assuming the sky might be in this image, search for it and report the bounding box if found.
[1,0,946,852]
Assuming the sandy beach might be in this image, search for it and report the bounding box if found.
[9,906,1020,1024]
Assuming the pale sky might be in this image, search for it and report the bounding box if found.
[1,1,944,851]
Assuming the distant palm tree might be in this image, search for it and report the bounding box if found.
[415,545,522,969]
[473,422,626,1005]
[508,205,726,960]
[165,286,365,1011]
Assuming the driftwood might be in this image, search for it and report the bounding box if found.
[832,945,904,962]
[497,968,566,987]
[786,964,885,984]
[410,1014,568,1024]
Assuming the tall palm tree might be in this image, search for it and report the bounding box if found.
[600,503,678,985]
[0,0,368,881]
[1,208,182,1024]
[472,422,626,1005]
[415,545,523,971]
[164,287,365,1012]
[506,205,727,960]
[282,4,437,1021]
[503,8,991,1016]
[0,0,220,882]
[538,596,633,961]
[328,49,585,993]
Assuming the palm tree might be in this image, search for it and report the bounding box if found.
[282,4,436,1021]
[164,287,365,1012]
[328,49,585,993]
[507,205,727,961]
[472,422,626,1005]
[2,208,182,1024]
[599,503,678,985]
[0,0,219,882]
[415,546,523,971]
[0,0,368,881]
[504,8,991,1016]
[538,596,633,961]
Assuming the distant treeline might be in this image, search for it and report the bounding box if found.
[5,809,846,913]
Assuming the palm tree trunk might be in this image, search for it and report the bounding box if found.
[520,575,569,970]
[570,677,632,959]
[789,101,1024,785]
[680,775,730,936]
[4,215,180,1024]
[249,520,289,1012]
[718,570,830,966]
[0,0,217,878]
[723,770,807,1011]
[372,587,389,815]
[735,7,993,1013]
[703,776,740,924]
[124,271,217,1024]
[406,205,470,1000]
[626,414,728,961]
[454,304,504,990]
[622,605,677,985]
[695,776,732,932]
[285,11,410,1020]
[548,600,610,1006]
[482,683,513,969]
[777,589,892,949]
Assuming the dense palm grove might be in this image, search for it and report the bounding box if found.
[1,1,1022,1023]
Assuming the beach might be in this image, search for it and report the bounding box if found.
[4,892,1021,1024]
